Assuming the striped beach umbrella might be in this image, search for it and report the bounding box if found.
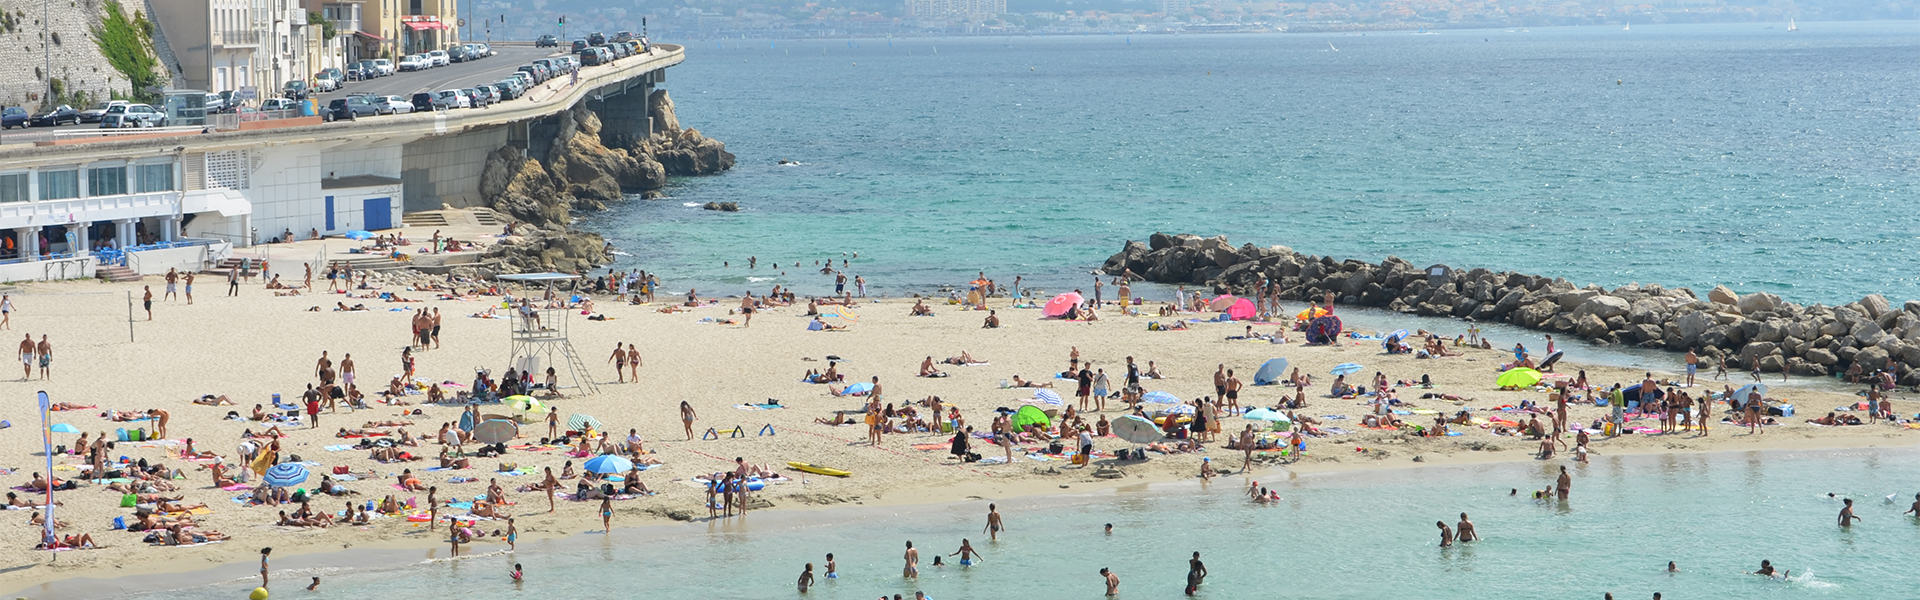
[1031,390,1063,406]
[1141,391,1180,404]
[262,463,310,488]
[567,414,604,431]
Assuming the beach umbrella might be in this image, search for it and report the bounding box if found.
[1331,363,1363,376]
[1208,295,1239,311]
[1496,368,1544,389]
[506,396,548,421]
[1012,405,1051,429]
[472,419,518,444]
[567,414,604,431]
[1734,383,1768,402]
[345,230,375,240]
[582,454,634,474]
[844,382,874,395]
[1294,306,1329,322]
[1030,389,1063,406]
[1141,391,1180,404]
[1226,298,1256,321]
[1243,408,1289,422]
[1043,292,1084,318]
[47,423,78,434]
[1253,358,1289,386]
[1158,404,1196,416]
[1306,315,1344,344]
[262,463,310,488]
[819,308,858,328]
[1111,415,1163,444]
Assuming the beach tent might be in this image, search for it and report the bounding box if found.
[1043,292,1084,318]
[1111,415,1163,444]
[1012,405,1051,429]
[1305,315,1343,344]
[582,454,634,474]
[1030,390,1063,406]
[1226,298,1256,321]
[1496,368,1543,389]
[1208,295,1239,311]
[568,414,605,431]
[1383,329,1410,349]
[1253,358,1290,386]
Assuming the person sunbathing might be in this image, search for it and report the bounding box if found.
[103,409,150,421]
[30,510,68,529]
[910,299,933,316]
[368,447,414,462]
[25,473,74,492]
[919,357,946,377]
[944,351,984,365]
[1145,362,1166,379]
[363,420,414,428]
[40,532,95,549]
[156,500,209,514]
[3,492,58,507]
[826,383,867,397]
[815,411,858,426]
[472,500,511,519]
[438,448,471,470]
[1010,375,1053,388]
[337,427,391,438]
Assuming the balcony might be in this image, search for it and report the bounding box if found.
[216,29,262,47]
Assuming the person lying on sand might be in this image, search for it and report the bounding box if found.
[191,395,233,406]
[815,411,858,426]
[336,302,370,312]
[363,420,414,428]
[4,492,60,507]
[337,427,391,438]
[368,447,416,462]
[46,402,94,411]
[1010,376,1052,388]
[944,351,985,365]
[25,473,74,492]
[827,383,868,397]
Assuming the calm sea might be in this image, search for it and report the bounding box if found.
[95,447,1920,599]
[582,21,1920,306]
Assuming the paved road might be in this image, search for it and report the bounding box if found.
[0,45,563,143]
[315,45,564,103]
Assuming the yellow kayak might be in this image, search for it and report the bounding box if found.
[787,461,851,477]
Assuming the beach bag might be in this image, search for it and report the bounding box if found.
[333,466,350,475]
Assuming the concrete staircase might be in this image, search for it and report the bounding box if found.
[95,264,142,282]
[401,207,509,230]
[201,257,262,277]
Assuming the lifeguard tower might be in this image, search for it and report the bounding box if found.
[499,273,598,396]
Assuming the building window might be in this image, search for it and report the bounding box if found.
[137,164,175,193]
[88,166,128,197]
[0,173,26,203]
[38,170,79,201]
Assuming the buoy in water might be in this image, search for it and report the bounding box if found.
[250,588,270,600]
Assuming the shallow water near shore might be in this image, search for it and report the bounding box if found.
[584,21,1920,306]
[81,447,1920,599]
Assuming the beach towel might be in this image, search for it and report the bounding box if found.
[734,404,786,410]
[220,484,252,491]
[324,445,356,452]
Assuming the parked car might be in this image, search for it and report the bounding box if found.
[355,60,381,78]
[475,43,494,57]
[435,89,470,109]
[571,39,588,53]
[410,92,449,112]
[398,54,428,72]
[516,65,546,84]
[315,68,344,90]
[283,80,310,100]
[378,95,413,114]
[490,82,518,101]
[587,32,606,45]
[467,87,494,108]
[79,100,129,123]
[604,43,628,59]
[373,59,395,76]
[345,63,371,81]
[448,45,471,63]
[29,104,79,126]
[259,98,300,112]
[613,31,634,43]
[427,51,449,67]
[348,93,391,115]
[0,107,28,129]
[535,34,559,48]
[99,103,166,128]
[203,92,229,114]
[326,96,380,121]
[579,47,607,66]
[506,72,533,90]
[560,56,580,71]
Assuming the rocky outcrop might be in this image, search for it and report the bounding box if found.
[1104,233,1920,384]
[482,225,612,274]
[702,202,738,212]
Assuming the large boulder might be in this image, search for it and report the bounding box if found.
[1738,341,1780,365]
[1860,294,1893,319]
[647,88,681,134]
[1852,320,1887,346]
[1805,348,1839,366]
[1575,314,1609,338]
[1198,236,1238,268]
[1579,295,1632,320]
[1557,289,1601,311]
[1738,292,1783,314]
[1854,346,1892,370]
[1103,240,1150,276]
[479,147,569,227]
[1673,311,1714,346]
[1708,285,1739,306]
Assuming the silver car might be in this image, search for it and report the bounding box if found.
[379,95,414,114]
[99,103,167,128]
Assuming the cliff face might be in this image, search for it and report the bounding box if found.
[473,88,733,273]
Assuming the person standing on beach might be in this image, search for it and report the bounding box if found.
[626,344,640,381]
[0,294,13,330]
[1077,364,1094,411]
[1745,388,1763,434]
[1092,278,1104,307]
[141,286,153,320]
[341,353,355,391]
[739,292,755,328]
[34,334,49,380]
[1457,513,1478,541]
[541,467,559,513]
[17,333,32,380]
[1239,425,1256,472]
[1102,567,1120,596]
[985,504,1005,541]
[227,264,239,297]
[600,495,614,532]
[260,547,272,588]
[1839,498,1861,527]
[431,308,442,349]
[1093,368,1109,412]
[401,347,415,381]
[1556,466,1572,501]
[1225,370,1242,414]
[506,517,517,551]
[1437,521,1454,547]
[856,275,866,298]
[902,541,919,578]
[164,268,178,301]
[680,401,698,440]
[610,343,628,383]
[1685,350,1699,386]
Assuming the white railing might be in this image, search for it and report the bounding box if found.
[0,192,180,229]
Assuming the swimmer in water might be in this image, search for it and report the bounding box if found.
[1667,561,1679,572]
[951,538,983,566]
[825,553,838,578]
[1456,513,1478,542]
[798,563,814,592]
[1839,498,1861,527]
[1753,559,1787,578]
[1104,523,1113,535]
[1436,521,1454,547]
[1903,493,1920,517]
[511,563,523,581]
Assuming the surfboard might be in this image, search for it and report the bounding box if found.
[786,462,851,477]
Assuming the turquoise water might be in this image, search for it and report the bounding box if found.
[97,447,1920,599]
[583,21,1920,304]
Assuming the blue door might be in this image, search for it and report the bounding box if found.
[324,196,335,231]
[363,197,392,230]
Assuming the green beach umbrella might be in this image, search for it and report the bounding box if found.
[1012,405,1051,429]
[1496,368,1543,389]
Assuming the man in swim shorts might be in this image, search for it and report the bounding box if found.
[17,333,32,379]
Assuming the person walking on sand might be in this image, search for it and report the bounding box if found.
[609,343,628,383]
[303,263,313,291]
[227,264,239,297]
[506,517,517,551]
[541,467,559,513]
[984,503,1005,541]
[680,401,698,440]
[1,294,14,330]
[739,292,755,328]
[17,333,32,380]
[627,344,641,381]
[33,334,48,380]
[1839,498,1861,528]
[142,286,153,320]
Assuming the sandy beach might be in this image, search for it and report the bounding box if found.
[0,251,1910,597]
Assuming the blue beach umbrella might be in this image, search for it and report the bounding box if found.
[1253,358,1289,386]
[583,454,634,474]
[1331,363,1363,376]
[48,423,79,433]
[345,230,375,240]
[262,463,310,488]
[1141,391,1179,404]
[1243,408,1289,422]
[1031,389,1063,406]
[1159,404,1196,416]
[845,382,874,395]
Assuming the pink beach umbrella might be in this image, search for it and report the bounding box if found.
[1207,295,1239,311]
[1226,298,1256,321]
[1044,292,1084,318]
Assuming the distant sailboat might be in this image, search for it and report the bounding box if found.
[1623,21,1630,31]
[1787,18,1798,31]
[1328,42,1338,51]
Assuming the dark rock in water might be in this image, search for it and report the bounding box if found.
[641,190,666,200]
[702,202,739,212]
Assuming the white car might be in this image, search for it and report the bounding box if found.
[427,51,449,67]
[379,95,414,114]
[435,89,470,109]
[399,55,430,72]
[373,59,395,76]
[506,72,533,89]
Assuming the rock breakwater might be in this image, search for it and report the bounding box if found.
[1103,233,1920,384]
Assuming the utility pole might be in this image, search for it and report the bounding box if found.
[42,0,50,107]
